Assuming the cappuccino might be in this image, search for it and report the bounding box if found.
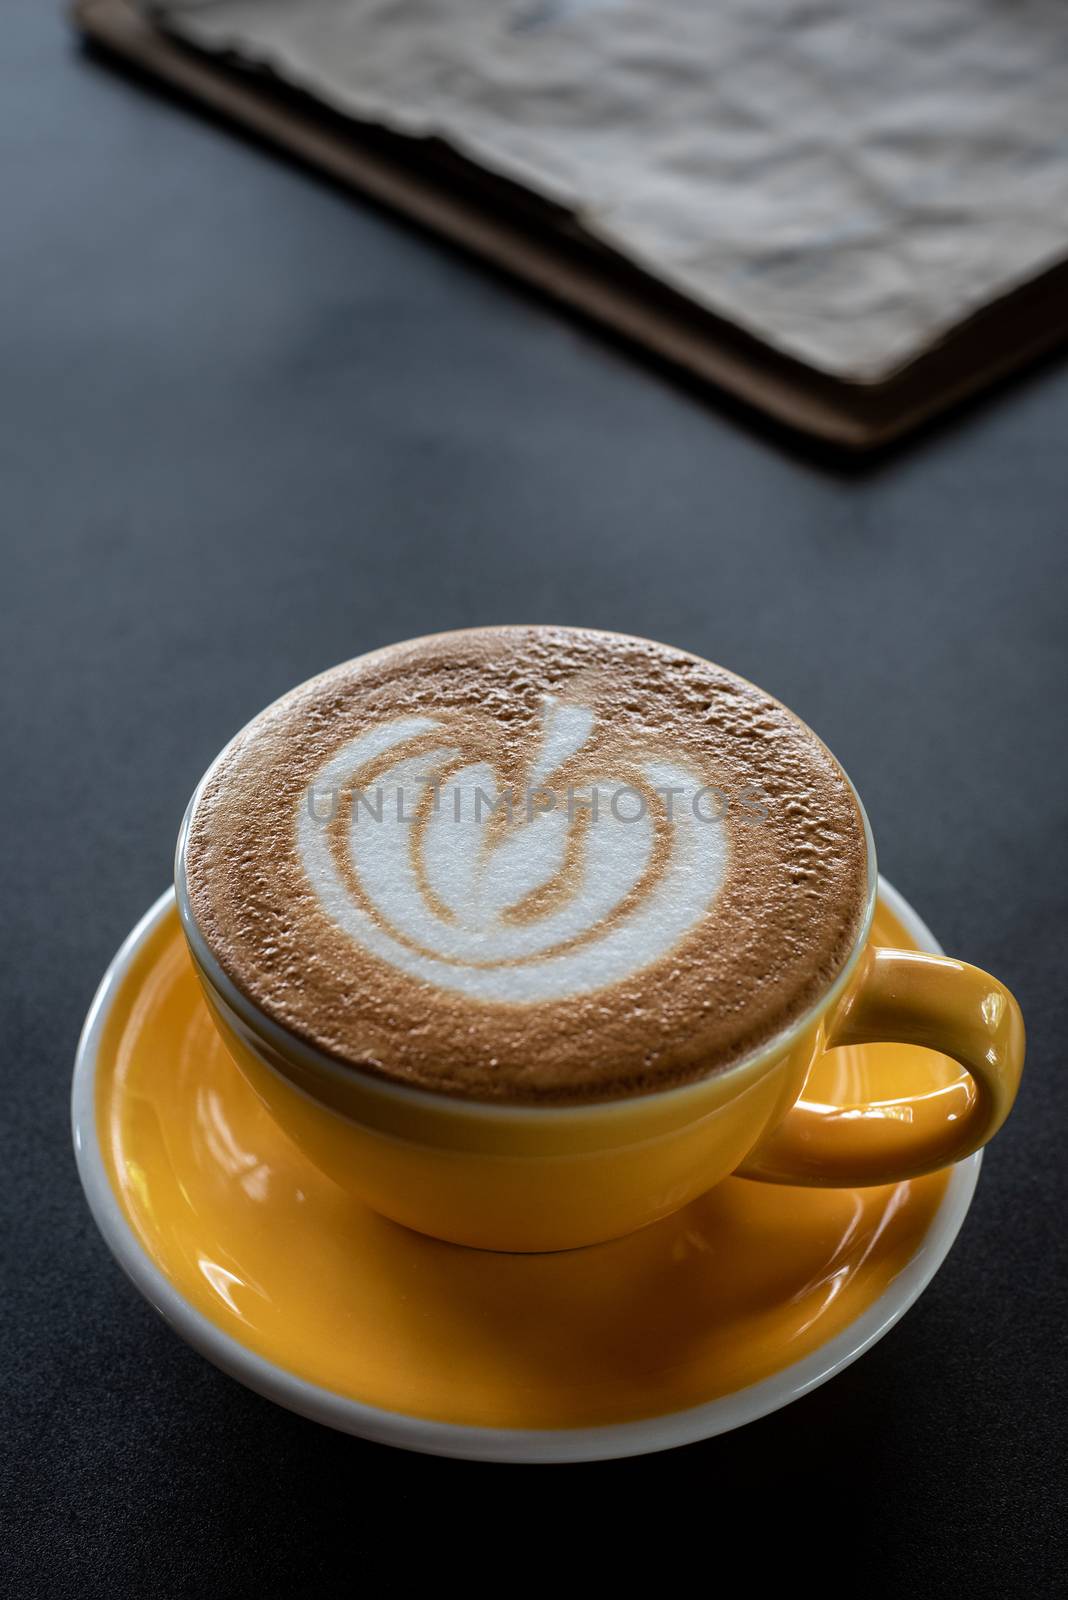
[182,627,869,1103]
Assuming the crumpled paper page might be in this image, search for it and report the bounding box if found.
[149,0,1068,382]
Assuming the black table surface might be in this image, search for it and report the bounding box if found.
[4,4,1065,1594]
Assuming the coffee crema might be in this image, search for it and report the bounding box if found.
[182,627,869,1103]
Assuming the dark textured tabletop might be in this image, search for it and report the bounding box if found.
[4,4,1066,1594]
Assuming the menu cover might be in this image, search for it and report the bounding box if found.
[75,0,1068,448]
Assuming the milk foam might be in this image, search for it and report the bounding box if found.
[297,698,727,1003]
[185,627,871,1100]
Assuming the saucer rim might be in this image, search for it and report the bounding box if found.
[72,878,981,1463]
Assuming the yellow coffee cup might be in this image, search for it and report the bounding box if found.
[176,785,1023,1252]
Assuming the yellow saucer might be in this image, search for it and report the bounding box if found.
[73,881,978,1461]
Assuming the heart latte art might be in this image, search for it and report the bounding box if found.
[297,697,728,1004]
[182,628,869,1101]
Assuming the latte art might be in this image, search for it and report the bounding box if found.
[297,699,728,1003]
[182,627,869,1102]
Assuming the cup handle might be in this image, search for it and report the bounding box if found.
[736,948,1025,1186]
